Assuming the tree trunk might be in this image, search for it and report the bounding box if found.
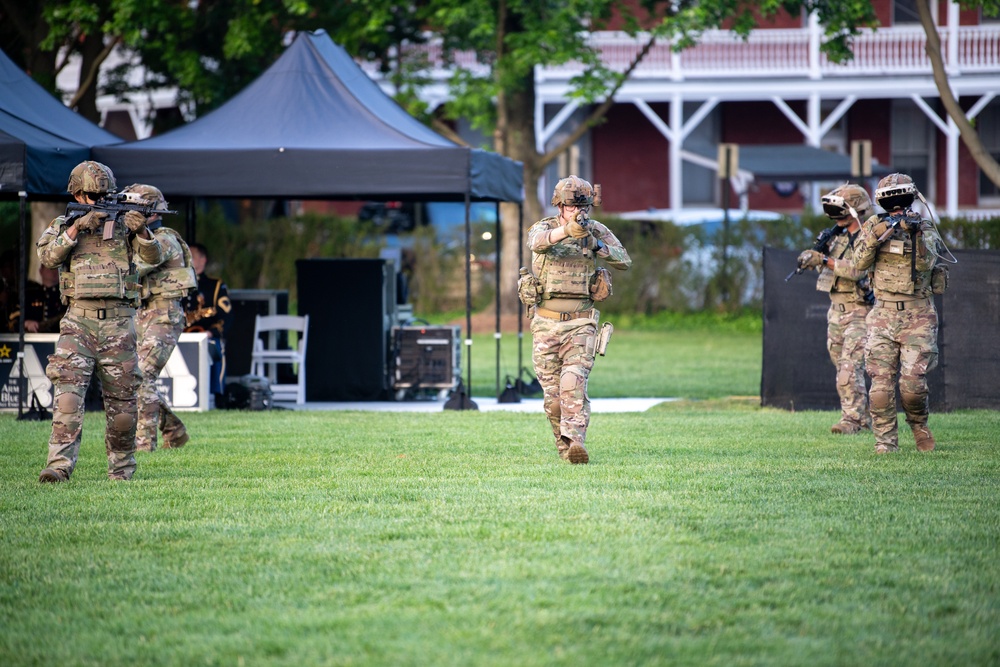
[73,33,104,124]
[917,0,1000,191]
[496,71,541,316]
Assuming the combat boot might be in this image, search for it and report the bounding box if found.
[567,442,589,465]
[39,467,69,483]
[911,424,936,452]
[830,419,868,435]
[874,443,899,455]
[163,430,190,449]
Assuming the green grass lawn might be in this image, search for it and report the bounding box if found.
[470,326,761,399]
[2,324,997,666]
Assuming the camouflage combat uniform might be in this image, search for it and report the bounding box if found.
[853,210,942,453]
[37,213,162,479]
[527,216,631,461]
[135,226,198,451]
[813,230,873,432]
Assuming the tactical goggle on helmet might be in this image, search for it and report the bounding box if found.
[122,183,169,212]
[551,176,595,208]
[875,173,917,212]
[821,193,852,219]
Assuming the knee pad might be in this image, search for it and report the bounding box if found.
[900,391,927,415]
[836,367,853,388]
[56,392,83,415]
[111,412,136,433]
[870,390,893,411]
[560,367,587,393]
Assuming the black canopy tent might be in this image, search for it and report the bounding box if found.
[94,30,524,407]
[92,30,521,202]
[1,46,123,420]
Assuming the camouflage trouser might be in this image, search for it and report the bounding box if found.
[136,299,187,450]
[864,303,938,450]
[827,301,871,428]
[530,313,598,453]
[44,309,141,478]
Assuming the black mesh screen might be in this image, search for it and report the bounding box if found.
[761,248,999,412]
[937,250,1000,410]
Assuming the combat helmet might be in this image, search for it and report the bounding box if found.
[122,183,169,212]
[875,173,916,212]
[821,183,872,220]
[551,175,595,208]
[67,161,116,196]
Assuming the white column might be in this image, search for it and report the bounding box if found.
[948,0,959,73]
[808,12,821,80]
[947,116,959,216]
[670,94,684,215]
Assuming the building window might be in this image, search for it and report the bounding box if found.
[891,100,933,200]
[894,0,920,24]
[978,102,1000,200]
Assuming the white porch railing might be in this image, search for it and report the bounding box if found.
[364,25,1000,82]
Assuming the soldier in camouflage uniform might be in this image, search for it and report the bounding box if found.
[37,161,162,482]
[797,184,874,435]
[523,176,631,464]
[853,173,944,454]
[126,184,198,452]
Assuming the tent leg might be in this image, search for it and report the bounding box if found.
[445,193,478,411]
[16,191,49,422]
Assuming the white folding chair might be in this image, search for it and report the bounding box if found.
[250,314,309,404]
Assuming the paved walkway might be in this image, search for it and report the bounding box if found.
[275,397,676,413]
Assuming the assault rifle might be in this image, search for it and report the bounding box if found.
[65,191,177,227]
[785,224,846,281]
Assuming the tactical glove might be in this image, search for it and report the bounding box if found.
[75,210,107,232]
[797,250,825,269]
[565,219,589,239]
[123,210,147,233]
[870,220,889,240]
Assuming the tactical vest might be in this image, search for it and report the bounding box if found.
[871,213,934,297]
[534,219,598,300]
[815,231,864,302]
[56,215,140,303]
[144,228,198,300]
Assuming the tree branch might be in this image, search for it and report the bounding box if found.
[917,0,1000,190]
[536,33,658,169]
[68,36,121,109]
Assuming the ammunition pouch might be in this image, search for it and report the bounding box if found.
[874,239,916,295]
[590,267,613,302]
[541,257,593,299]
[931,264,949,295]
[61,264,139,300]
[517,269,542,305]
[147,266,199,300]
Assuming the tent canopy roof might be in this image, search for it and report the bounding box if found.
[94,30,522,202]
[0,47,121,196]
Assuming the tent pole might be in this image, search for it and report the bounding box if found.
[16,191,47,421]
[495,201,502,399]
[444,192,477,410]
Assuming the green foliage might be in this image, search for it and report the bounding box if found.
[937,215,1000,249]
